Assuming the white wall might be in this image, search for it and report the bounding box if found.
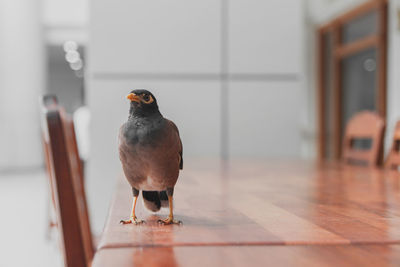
[227,0,304,158]
[229,0,302,74]
[42,0,88,45]
[0,0,45,170]
[87,0,305,233]
[229,81,302,157]
[90,0,220,74]
[42,0,88,27]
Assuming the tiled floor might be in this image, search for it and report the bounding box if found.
[0,170,62,267]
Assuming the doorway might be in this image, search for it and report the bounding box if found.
[317,0,387,161]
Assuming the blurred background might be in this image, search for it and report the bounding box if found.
[0,0,399,266]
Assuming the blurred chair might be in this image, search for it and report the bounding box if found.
[41,95,58,238]
[40,96,94,267]
[42,96,87,237]
[385,121,400,170]
[342,111,385,167]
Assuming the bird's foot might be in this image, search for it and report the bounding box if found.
[120,216,145,225]
[158,216,182,225]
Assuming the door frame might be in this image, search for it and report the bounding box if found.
[316,0,388,160]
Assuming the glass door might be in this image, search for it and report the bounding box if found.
[317,0,387,160]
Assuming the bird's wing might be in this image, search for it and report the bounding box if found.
[166,119,183,170]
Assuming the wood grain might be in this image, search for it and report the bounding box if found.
[92,245,400,267]
[97,160,400,249]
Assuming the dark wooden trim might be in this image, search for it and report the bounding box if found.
[64,116,95,265]
[332,28,342,160]
[377,1,388,119]
[316,30,325,160]
[376,0,388,165]
[335,35,379,58]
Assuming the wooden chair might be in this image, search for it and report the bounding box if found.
[385,121,400,170]
[342,111,385,167]
[42,96,87,237]
[41,95,59,237]
[40,97,94,267]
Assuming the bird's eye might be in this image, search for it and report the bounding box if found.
[142,94,154,104]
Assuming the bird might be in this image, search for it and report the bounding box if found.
[118,89,183,225]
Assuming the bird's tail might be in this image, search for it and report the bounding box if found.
[142,191,169,212]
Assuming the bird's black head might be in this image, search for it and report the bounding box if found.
[126,89,160,118]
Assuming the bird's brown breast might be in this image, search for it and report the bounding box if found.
[119,119,182,191]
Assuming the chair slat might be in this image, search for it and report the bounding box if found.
[342,111,385,167]
[63,115,94,264]
[40,96,94,267]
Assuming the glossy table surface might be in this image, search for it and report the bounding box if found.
[93,160,400,266]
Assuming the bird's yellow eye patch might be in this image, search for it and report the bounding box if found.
[142,94,154,104]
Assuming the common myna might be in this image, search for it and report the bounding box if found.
[119,89,183,225]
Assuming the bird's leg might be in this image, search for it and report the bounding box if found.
[158,188,182,225]
[120,188,145,225]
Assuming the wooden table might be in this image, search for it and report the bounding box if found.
[92,160,400,266]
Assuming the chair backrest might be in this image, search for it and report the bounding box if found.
[342,111,385,167]
[385,121,400,169]
[40,97,94,267]
[41,95,58,208]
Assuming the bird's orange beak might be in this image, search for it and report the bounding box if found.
[127,93,141,103]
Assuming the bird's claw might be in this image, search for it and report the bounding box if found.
[158,217,182,225]
[120,217,145,225]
